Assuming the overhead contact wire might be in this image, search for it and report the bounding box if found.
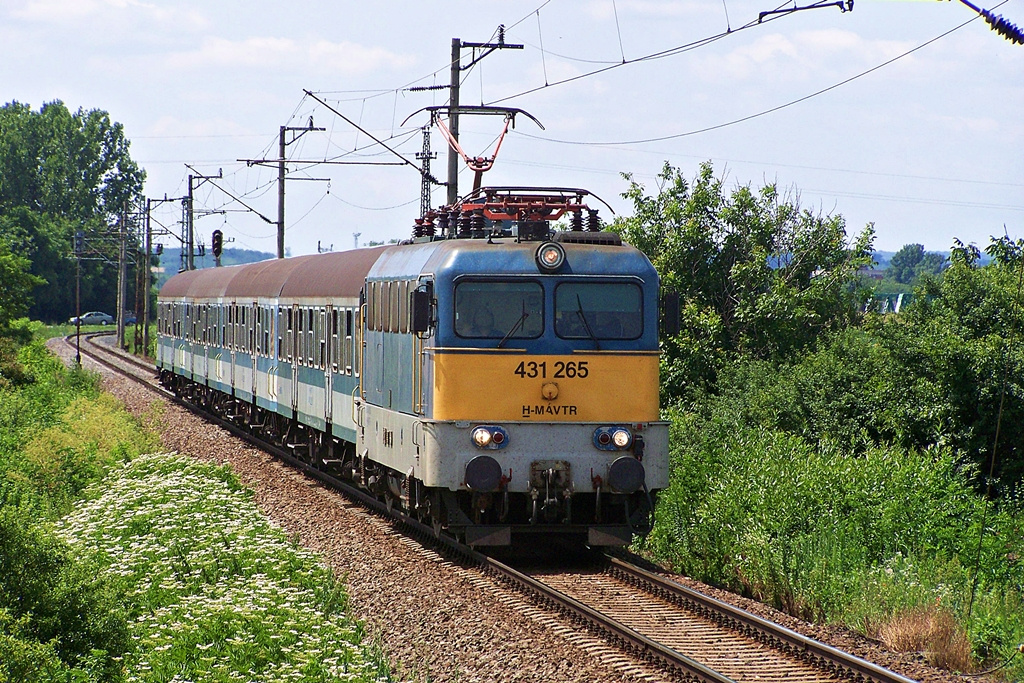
[511,11,985,146]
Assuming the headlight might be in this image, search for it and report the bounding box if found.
[472,427,492,448]
[535,242,566,272]
[612,428,632,449]
[471,425,509,450]
[594,426,632,451]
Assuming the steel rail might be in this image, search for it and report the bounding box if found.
[605,556,919,683]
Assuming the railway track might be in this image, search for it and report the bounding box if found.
[71,333,920,683]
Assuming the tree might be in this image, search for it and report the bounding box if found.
[0,240,44,331]
[872,236,1024,490]
[611,161,874,403]
[0,100,144,322]
[0,101,144,221]
[888,243,947,284]
[889,243,925,283]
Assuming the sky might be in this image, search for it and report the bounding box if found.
[1,0,1021,259]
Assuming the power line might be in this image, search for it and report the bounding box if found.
[488,0,811,106]
[304,90,425,174]
[504,147,1024,189]
[510,12,983,146]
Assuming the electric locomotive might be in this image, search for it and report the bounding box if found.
[156,186,670,546]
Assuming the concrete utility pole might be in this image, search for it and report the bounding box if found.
[186,175,194,271]
[446,38,461,207]
[278,128,285,259]
[277,120,325,258]
[74,230,83,365]
[444,28,522,205]
[116,203,127,349]
[143,199,153,355]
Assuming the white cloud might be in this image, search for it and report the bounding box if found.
[12,0,106,21]
[308,39,416,74]
[11,0,208,31]
[691,29,917,84]
[586,0,711,21]
[164,36,414,75]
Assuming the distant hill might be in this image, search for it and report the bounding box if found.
[152,247,275,290]
[872,251,895,269]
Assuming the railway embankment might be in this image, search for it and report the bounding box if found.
[0,333,389,682]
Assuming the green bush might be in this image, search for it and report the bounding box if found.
[0,509,129,682]
[0,608,77,683]
[0,333,161,681]
[0,338,155,517]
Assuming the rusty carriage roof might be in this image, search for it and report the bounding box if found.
[159,247,390,301]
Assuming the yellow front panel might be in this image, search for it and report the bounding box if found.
[432,351,660,422]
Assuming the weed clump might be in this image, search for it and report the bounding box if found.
[877,607,972,671]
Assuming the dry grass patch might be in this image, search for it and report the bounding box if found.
[877,606,973,672]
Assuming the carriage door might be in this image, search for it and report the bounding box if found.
[250,302,258,401]
[291,303,300,415]
[228,303,236,394]
[325,305,334,428]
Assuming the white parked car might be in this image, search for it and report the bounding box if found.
[69,311,114,325]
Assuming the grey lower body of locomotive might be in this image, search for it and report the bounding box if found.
[357,401,668,546]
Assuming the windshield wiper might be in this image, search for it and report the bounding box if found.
[498,303,529,348]
[575,294,601,351]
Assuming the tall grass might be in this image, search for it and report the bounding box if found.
[643,410,1024,674]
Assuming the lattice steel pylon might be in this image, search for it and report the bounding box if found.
[415,125,437,218]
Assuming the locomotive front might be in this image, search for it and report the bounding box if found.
[403,189,669,546]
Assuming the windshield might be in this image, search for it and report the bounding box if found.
[455,281,544,339]
[555,282,642,340]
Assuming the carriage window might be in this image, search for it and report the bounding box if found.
[256,308,262,356]
[307,308,314,366]
[555,282,643,340]
[297,308,305,366]
[248,307,255,354]
[287,308,293,362]
[318,308,326,369]
[277,309,283,359]
[455,281,543,339]
[263,307,269,356]
[331,310,339,372]
[344,309,353,375]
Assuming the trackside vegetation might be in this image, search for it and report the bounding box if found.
[616,163,1024,677]
[0,327,391,682]
[55,452,392,682]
